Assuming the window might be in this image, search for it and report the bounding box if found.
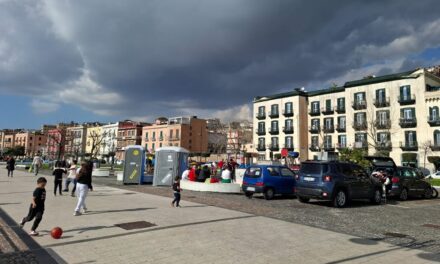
[285,119,293,128]
[159,143,162,147]
[377,110,390,124]
[311,101,320,112]
[285,136,293,148]
[267,167,280,176]
[258,106,265,115]
[152,143,155,149]
[434,130,440,145]
[246,167,262,178]
[325,99,332,110]
[152,132,156,139]
[169,130,173,139]
[376,88,386,101]
[355,133,366,142]
[401,108,415,119]
[145,144,148,149]
[355,112,366,123]
[311,136,319,146]
[258,138,265,147]
[271,137,279,146]
[159,131,163,138]
[429,106,439,120]
[176,129,180,138]
[258,122,265,131]
[271,121,278,130]
[338,135,347,147]
[285,102,293,113]
[301,163,328,174]
[377,132,390,143]
[337,98,345,109]
[355,92,366,102]
[271,104,279,115]
[145,132,149,139]
[338,116,346,128]
[404,131,417,145]
[324,118,333,128]
[281,168,295,177]
[324,135,332,147]
[338,163,353,177]
[400,85,411,99]
[311,119,320,128]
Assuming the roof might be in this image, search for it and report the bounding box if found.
[344,69,420,88]
[307,86,345,97]
[254,89,306,103]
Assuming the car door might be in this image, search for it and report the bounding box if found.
[338,163,359,198]
[402,168,417,195]
[280,167,296,194]
[266,167,283,193]
[413,169,429,195]
[351,164,370,198]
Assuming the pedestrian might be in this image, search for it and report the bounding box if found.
[52,161,66,196]
[228,158,238,182]
[19,177,47,236]
[189,165,197,181]
[6,156,15,177]
[64,160,77,192]
[32,152,43,176]
[218,159,224,171]
[181,166,190,181]
[221,166,232,183]
[171,176,182,207]
[73,162,93,216]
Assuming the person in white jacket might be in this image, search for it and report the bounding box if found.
[32,153,43,176]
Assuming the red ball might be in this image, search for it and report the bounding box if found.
[51,227,63,239]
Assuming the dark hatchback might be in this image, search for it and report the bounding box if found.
[296,161,382,207]
[389,166,434,200]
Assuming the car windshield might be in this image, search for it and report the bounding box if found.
[246,167,262,178]
[300,163,328,175]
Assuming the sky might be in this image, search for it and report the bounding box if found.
[1,0,440,129]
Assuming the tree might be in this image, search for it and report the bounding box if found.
[339,148,370,168]
[87,130,108,159]
[421,141,432,169]
[4,146,25,157]
[365,107,396,156]
[47,132,66,160]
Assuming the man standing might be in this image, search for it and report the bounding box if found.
[32,152,43,176]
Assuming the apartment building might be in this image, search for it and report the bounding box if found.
[253,68,440,171]
[46,123,77,160]
[141,116,208,154]
[100,122,119,161]
[65,125,88,158]
[0,130,16,154]
[253,90,309,161]
[14,131,46,156]
[226,121,253,155]
[116,120,149,160]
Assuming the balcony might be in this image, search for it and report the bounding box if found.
[399,118,417,128]
[373,97,390,108]
[269,144,279,151]
[269,127,279,135]
[283,109,294,117]
[309,108,321,116]
[352,100,367,110]
[321,107,334,115]
[145,137,149,142]
[398,94,416,105]
[309,144,320,152]
[336,124,346,132]
[375,120,391,129]
[150,137,156,141]
[400,141,418,151]
[335,105,346,114]
[256,129,266,136]
[353,141,368,150]
[283,126,294,134]
[323,125,335,133]
[375,142,392,151]
[256,112,266,120]
[323,144,335,152]
[283,144,294,151]
[428,116,440,127]
[256,145,266,152]
[168,136,181,141]
[309,125,320,134]
[352,121,368,131]
[336,143,347,150]
[268,111,279,118]
[430,143,440,151]
[159,137,164,141]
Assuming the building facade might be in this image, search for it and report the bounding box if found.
[14,131,46,156]
[100,123,119,161]
[116,120,149,160]
[65,126,88,158]
[253,68,440,171]
[141,116,208,154]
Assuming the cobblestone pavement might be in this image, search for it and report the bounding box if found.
[93,176,440,255]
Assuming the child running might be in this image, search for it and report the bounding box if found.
[19,177,47,236]
[171,176,182,207]
[53,161,66,196]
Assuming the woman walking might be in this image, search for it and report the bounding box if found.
[73,162,93,216]
[6,156,15,177]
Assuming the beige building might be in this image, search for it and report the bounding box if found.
[65,125,88,158]
[253,68,440,171]
[141,116,208,154]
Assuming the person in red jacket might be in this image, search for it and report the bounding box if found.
[188,165,197,181]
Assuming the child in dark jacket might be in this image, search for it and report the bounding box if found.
[171,176,182,207]
[20,177,47,236]
[53,161,66,196]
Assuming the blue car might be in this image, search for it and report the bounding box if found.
[242,165,296,200]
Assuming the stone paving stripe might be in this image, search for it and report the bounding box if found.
[422,224,440,229]
[0,208,61,264]
[46,215,256,248]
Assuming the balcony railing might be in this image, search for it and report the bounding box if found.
[168,136,181,141]
[336,143,347,149]
[283,144,294,151]
[159,137,164,141]
[352,100,367,110]
[283,109,294,117]
[145,138,149,142]
[150,137,156,141]
[428,116,440,127]
[336,124,346,132]
[373,97,390,108]
[309,108,321,116]
[256,145,266,151]
[269,144,279,151]
[323,125,335,133]
[398,94,416,105]
[321,107,334,115]
[353,141,368,149]
[268,111,279,118]
[309,125,320,133]
[352,121,368,131]
[375,120,391,129]
[400,141,418,151]
[430,143,440,151]
[309,144,320,152]
[269,127,279,135]
[255,129,266,136]
[375,142,392,151]
[335,105,346,113]
[256,113,266,120]
[399,118,417,128]
[283,126,294,134]
[323,144,335,151]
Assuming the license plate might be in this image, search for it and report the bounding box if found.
[247,187,256,192]
[304,177,315,182]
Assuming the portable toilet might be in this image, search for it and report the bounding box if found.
[153,147,189,186]
[122,145,145,184]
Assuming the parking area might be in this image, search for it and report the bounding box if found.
[93,177,440,255]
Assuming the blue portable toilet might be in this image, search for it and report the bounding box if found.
[153,147,190,186]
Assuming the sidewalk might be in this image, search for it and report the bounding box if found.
[1,169,439,264]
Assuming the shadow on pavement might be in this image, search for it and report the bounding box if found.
[84,207,157,215]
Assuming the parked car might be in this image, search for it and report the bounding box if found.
[389,166,435,200]
[242,165,296,200]
[426,171,440,180]
[296,161,382,208]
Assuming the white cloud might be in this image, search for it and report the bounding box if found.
[30,98,60,114]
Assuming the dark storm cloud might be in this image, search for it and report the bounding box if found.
[1,0,440,120]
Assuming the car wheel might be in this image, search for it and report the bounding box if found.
[245,192,253,199]
[423,187,433,199]
[333,189,347,208]
[432,188,439,199]
[264,188,275,200]
[399,188,408,201]
[370,189,382,205]
[298,196,310,203]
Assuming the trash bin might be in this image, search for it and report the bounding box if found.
[153,147,189,186]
